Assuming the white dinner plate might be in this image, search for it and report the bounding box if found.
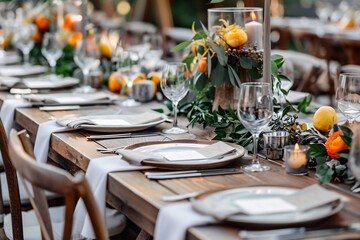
[0,65,48,77]
[193,186,343,228]
[124,139,246,170]
[57,113,167,133]
[0,76,79,90]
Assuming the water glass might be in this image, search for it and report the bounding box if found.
[237,82,273,172]
[336,73,360,124]
[161,62,189,134]
[42,33,63,75]
[13,23,36,65]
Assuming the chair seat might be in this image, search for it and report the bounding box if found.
[1,172,58,206]
[4,206,126,239]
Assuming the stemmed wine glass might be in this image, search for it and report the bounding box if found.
[41,32,63,78]
[118,50,141,107]
[74,37,101,93]
[237,82,273,172]
[160,62,189,134]
[13,23,36,66]
[336,73,360,125]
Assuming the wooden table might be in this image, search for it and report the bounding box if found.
[2,93,360,239]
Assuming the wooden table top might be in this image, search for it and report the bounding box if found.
[2,92,360,239]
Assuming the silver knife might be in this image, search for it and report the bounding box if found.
[145,168,239,177]
[147,169,242,180]
[87,132,161,140]
[239,222,360,239]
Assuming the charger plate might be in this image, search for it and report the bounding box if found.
[124,139,246,170]
[193,185,343,228]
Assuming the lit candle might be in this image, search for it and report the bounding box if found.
[284,144,309,175]
[245,12,263,49]
[263,0,271,83]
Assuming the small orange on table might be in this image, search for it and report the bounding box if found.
[313,106,338,134]
[35,15,49,31]
[108,72,126,93]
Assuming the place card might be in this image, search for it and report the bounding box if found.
[234,185,340,215]
[159,142,235,161]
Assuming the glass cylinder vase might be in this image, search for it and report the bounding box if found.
[207,8,264,110]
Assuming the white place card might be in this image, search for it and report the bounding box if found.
[90,119,131,126]
[234,197,297,215]
[159,142,235,161]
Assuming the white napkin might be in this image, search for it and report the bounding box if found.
[33,120,72,164]
[0,98,32,136]
[154,202,216,240]
[0,65,48,77]
[74,155,152,239]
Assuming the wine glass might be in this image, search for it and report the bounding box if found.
[336,73,360,125]
[349,128,360,181]
[141,34,164,72]
[160,62,189,134]
[237,82,273,172]
[13,23,36,66]
[118,50,141,107]
[41,33,63,78]
[74,37,101,93]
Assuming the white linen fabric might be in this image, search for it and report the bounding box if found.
[33,120,71,164]
[74,155,153,239]
[154,202,216,240]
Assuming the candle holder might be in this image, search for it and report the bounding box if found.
[263,131,289,160]
[283,144,310,175]
[208,8,263,50]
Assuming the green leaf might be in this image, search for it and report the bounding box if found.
[182,54,195,69]
[171,41,192,53]
[309,143,327,158]
[271,60,279,75]
[228,65,241,87]
[200,21,210,38]
[227,66,236,86]
[240,57,252,70]
[339,125,353,140]
[193,31,207,40]
[195,73,208,91]
[207,51,212,77]
[211,64,225,87]
[316,163,334,184]
[271,54,285,68]
[209,41,227,66]
[210,0,224,3]
[152,108,164,113]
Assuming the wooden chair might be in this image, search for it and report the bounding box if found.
[7,129,109,239]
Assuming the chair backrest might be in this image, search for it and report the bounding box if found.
[0,119,23,239]
[8,129,108,240]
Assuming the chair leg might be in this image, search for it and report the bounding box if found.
[136,229,151,240]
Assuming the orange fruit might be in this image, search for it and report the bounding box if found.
[35,15,49,31]
[147,72,161,86]
[108,72,126,93]
[313,106,338,133]
[63,14,75,30]
[32,31,42,43]
[68,32,82,47]
[198,57,207,73]
[2,39,11,49]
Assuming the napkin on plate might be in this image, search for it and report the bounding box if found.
[57,111,164,129]
[23,92,113,105]
[117,141,236,165]
[0,76,79,89]
[192,184,341,220]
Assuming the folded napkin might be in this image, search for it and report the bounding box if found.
[73,155,152,239]
[24,92,113,105]
[0,54,21,65]
[192,184,341,220]
[0,65,48,77]
[57,111,164,129]
[117,141,236,165]
[34,120,72,164]
[154,202,216,240]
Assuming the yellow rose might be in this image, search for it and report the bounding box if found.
[223,27,248,48]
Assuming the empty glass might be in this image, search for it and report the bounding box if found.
[336,73,360,125]
[74,37,101,93]
[237,82,273,172]
[118,50,141,107]
[161,62,189,134]
[41,33,63,77]
[13,23,36,65]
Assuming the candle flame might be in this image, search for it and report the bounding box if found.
[250,11,257,21]
[294,143,300,151]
